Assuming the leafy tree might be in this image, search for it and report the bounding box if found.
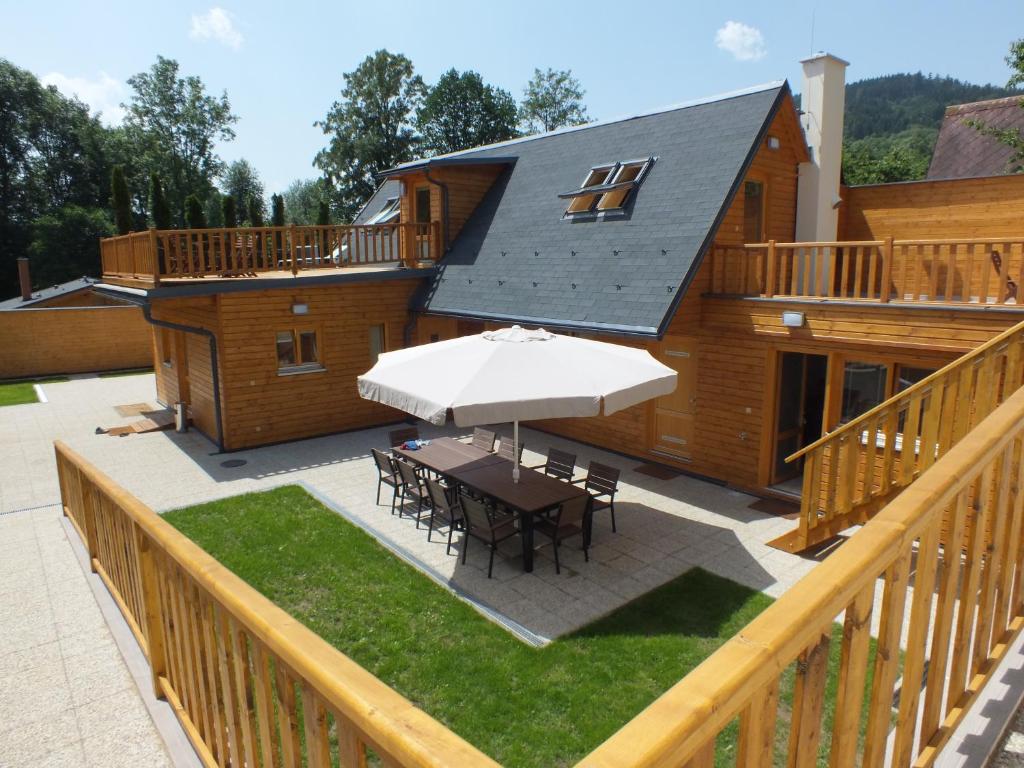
[270,193,285,227]
[111,165,132,234]
[965,39,1024,172]
[222,159,264,213]
[27,206,113,286]
[248,195,265,227]
[204,188,224,227]
[842,127,937,185]
[314,50,425,219]
[519,68,589,133]
[150,172,172,229]
[417,69,518,155]
[122,56,237,226]
[222,195,238,228]
[317,200,330,226]
[283,179,328,225]
[185,194,207,229]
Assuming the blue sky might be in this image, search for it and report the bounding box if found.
[3,0,1021,194]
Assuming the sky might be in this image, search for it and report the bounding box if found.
[3,0,1022,195]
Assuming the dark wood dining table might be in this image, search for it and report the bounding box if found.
[396,437,590,573]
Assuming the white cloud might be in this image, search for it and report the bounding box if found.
[189,7,243,50]
[41,71,126,125]
[715,20,767,62]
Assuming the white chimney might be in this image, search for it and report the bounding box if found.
[795,53,849,242]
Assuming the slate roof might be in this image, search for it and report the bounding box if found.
[352,180,402,224]
[928,96,1024,179]
[398,82,790,336]
[0,276,97,309]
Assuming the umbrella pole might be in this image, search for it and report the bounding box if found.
[513,420,520,484]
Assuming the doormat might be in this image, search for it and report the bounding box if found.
[633,462,682,480]
[749,498,800,519]
[114,402,158,417]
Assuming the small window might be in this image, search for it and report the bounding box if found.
[369,324,386,364]
[299,331,319,365]
[276,331,297,367]
[277,329,322,373]
[365,197,400,225]
[560,158,654,215]
[414,188,431,224]
[743,180,765,243]
[566,166,614,213]
[840,361,888,423]
[160,328,173,367]
[596,161,650,210]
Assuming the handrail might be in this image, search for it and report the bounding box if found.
[54,440,498,768]
[579,385,1024,767]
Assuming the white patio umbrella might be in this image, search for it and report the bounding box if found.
[357,325,677,482]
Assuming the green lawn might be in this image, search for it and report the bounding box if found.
[0,376,68,406]
[165,486,879,767]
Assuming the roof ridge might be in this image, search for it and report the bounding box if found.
[945,95,1024,115]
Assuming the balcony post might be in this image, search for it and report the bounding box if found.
[764,240,777,298]
[879,236,893,303]
[149,227,160,286]
[290,224,298,275]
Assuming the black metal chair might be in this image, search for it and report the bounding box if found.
[496,437,525,463]
[459,492,518,578]
[389,426,420,449]
[534,495,590,574]
[424,478,464,555]
[395,459,430,527]
[371,448,401,514]
[573,461,621,532]
[529,447,577,482]
[470,426,496,453]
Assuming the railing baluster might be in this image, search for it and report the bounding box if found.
[829,584,874,767]
[786,631,831,767]
[737,681,778,767]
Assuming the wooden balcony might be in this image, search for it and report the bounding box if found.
[710,237,1024,306]
[100,222,442,289]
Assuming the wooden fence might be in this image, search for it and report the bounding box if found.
[710,237,1024,305]
[100,222,441,287]
[54,441,498,768]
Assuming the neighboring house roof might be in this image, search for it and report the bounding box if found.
[404,81,791,336]
[0,276,98,309]
[928,96,1024,179]
[352,180,402,224]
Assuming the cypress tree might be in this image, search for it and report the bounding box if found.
[222,195,238,228]
[149,173,172,229]
[271,194,285,227]
[111,165,132,234]
[185,194,207,229]
[248,196,265,227]
[317,200,330,226]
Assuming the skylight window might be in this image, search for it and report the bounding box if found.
[559,157,654,215]
[365,196,400,225]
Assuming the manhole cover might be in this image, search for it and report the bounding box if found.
[220,459,247,468]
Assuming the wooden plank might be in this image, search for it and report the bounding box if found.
[737,682,779,768]
[786,632,831,768]
[302,683,332,768]
[252,643,281,768]
[829,585,874,767]
[228,618,259,768]
[274,661,302,768]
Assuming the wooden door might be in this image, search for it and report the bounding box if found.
[650,337,697,460]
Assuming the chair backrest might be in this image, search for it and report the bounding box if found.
[460,492,493,533]
[425,477,451,511]
[557,495,589,528]
[585,461,620,496]
[471,427,496,453]
[544,448,577,482]
[497,438,524,462]
[389,426,420,447]
[371,448,396,477]
[395,459,421,489]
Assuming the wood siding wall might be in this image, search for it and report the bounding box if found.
[0,306,152,379]
[840,174,1024,240]
[397,165,505,250]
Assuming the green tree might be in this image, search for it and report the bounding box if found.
[110,165,132,234]
[283,179,328,225]
[270,193,285,227]
[222,159,264,213]
[842,127,937,185]
[317,199,330,226]
[150,172,172,229]
[417,69,518,155]
[122,56,237,225]
[965,39,1024,172]
[519,68,589,133]
[204,188,224,227]
[222,195,238,227]
[314,50,425,219]
[27,206,113,286]
[185,194,207,229]
[248,195,265,227]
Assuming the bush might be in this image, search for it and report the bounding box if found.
[28,206,114,286]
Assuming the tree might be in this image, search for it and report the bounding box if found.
[222,195,238,228]
[416,69,518,155]
[222,159,264,214]
[966,39,1024,172]
[314,50,425,219]
[110,166,132,234]
[842,127,936,185]
[248,195,265,227]
[270,193,285,227]
[204,188,224,227]
[28,206,113,286]
[185,194,207,229]
[150,172,171,229]
[283,179,328,225]
[122,56,237,225]
[317,200,330,226]
[519,68,589,133]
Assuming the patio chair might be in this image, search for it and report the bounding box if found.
[470,426,496,453]
[395,459,430,527]
[496,437,525,463]
[529,447,577,482]
[534,495,590,574]
[573,461,621,532]
[389,426,420,449]
[371,448,401,515]
[459,492,519,578]
[425,477,464,555]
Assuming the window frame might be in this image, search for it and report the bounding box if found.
[276,326,325,376]
[560,156,655,217]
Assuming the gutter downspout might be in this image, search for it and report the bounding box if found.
[422,162,450,253]
[141,303,225,452]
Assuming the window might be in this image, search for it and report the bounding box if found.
[369,324,386,364]
[840,361,888,423]
[365,196,400,225]
[743,180,765,243]
[160,328,173,367]
[414,188,431,224]
[560,158,654,215]
[277,329,322,373]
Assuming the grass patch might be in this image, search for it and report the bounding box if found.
[165,486,880,767]
[98,367,154,378]
[0,376,68,406]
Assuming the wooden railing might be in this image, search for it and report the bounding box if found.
[710,237,1024,305]
[54,441,498,768]
[769,317,1024,553]
[579,385,1024,767]
[99,222,441,286]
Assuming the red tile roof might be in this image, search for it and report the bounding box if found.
[928,96,1024,179]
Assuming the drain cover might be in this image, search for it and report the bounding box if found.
[220,459,247,468]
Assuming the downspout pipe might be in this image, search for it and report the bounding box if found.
[141,303,225,452]
[422,162,450,252]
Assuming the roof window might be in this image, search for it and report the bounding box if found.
[364,196,400,225]
[559,157,654,215]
